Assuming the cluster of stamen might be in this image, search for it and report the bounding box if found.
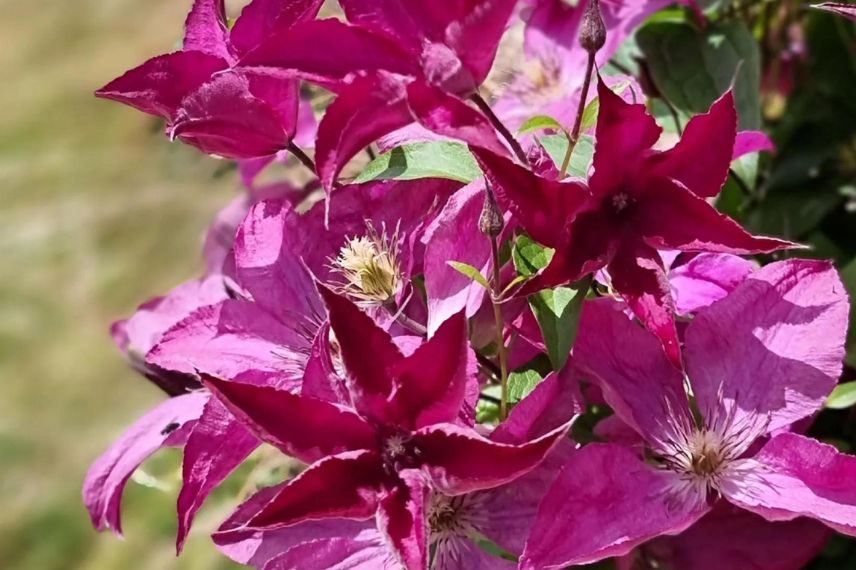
[330,222,401,306]
[380,431,421,476]
[609,191,634,215]
[428,494,482,542]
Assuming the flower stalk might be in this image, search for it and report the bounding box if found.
[471,92,530,166]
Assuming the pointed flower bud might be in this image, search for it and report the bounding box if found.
[579,0,607,54]
[479,182,504,237]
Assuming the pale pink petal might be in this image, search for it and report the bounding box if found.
[83,392,209,534]
[263,533,397,570]
[520,444,709,569]
[669,253,757,315]
[812,2,856,21]
[434,536,516,570]
[685,259,849,439]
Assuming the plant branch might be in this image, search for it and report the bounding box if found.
[560,53,596,177]
[471,92,530,165]
[489,235,510,419]
[287,141,318,176]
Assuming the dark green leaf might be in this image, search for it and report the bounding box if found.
[354,142,481,184]
[637,20,761,129]
[529,281,590,371]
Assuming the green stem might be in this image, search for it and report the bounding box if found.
[489,235,510,419]
[471,92,530,166]
[560,52,596,178]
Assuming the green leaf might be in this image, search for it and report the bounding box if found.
[637,20,762,129]
[500,274,531,297]
[518,114,565,135]
[826,382,856,410]
[354,142,481,184]
[512,234,555,277]
[447,261,491,291]
[539,135,595,178]
[529,280,590,371]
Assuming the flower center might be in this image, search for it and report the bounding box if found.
[380,431,421,475]
[428,494,482,542]
[330,222,401,306]
[664,429,732,497]
[610,191,633,214]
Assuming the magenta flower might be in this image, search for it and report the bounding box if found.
[475,78,794,366]
[239,0,517,192]
[206,287,569,569]
[521,259,854,569]
[813,2,856,21]
[97,0,323,158]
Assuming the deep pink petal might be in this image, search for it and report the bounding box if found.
[637,176,796,254]
[203,376,378,464]
[263,533,397,570]
[147,299,308,388]
[647,91,737,198]
[300,323,346,403]
[685,259,849,438]
[722,433,856,536]
[387,312,474,429]
[423,182,493,335]
[96,51,228,119]
[171,72,291,159]
[471,146,589,249]
[315,72,413,194]
[607,241,682,367]
[668,253,757,315]
[407,81,509,156]
[520,444,709,569]
[183,0,232,60]
[622,503,830,570]
[813,2,856,21]
[575,298,693,449]
[434,536,516,569]
[732,130,775,160]
[377,470,428,570]
[240,19,419,86]
[82,392,209,534]
[589,75,661,195]
[176,397,259,551]
[443,0,518,86]
[230,0,324,55]
[247,451,384,529]
[491,365,583,444]
[318,286,404,419]
[414,422,570,495]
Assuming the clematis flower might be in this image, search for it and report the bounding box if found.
[616,502,831,570]
[813,2,856,21]
[474,78,795,366]
[96,0,323,158]
[521,259,855,569]
[239,0,518,193]
[206,287,570,570]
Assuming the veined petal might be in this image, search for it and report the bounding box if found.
[414,422,570,495]
[387,312,475,429]
[83,392,209,535]
[96,51,227,119]
[263,533,397,570]
[230,0,324,55]
[589,75,661,195]
[575,298,693,449]
[520,444,709,570]
[685,259,849,438]
[721,433,856,536]
[646,91,737,198]
[433,536,516,570]
[183,0,232,60]
[607,241,682,367]
[471,146,588,249]
[376,470,429,570]
[203,376,379,464]
[636,176,796,254]
[246,451,384,529]
[669,253,757,315]
[812,2,856,22]
[176,397,259,552]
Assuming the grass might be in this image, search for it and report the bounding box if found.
[0,1,250,568]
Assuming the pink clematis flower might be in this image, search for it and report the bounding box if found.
[206,287,570,570]
[96,0,323,158]
[475,78,795,366]
[239,0,518,193]
[813,2,856,21]
[521,259,855,569]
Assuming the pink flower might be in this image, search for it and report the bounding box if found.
[206,288,569,569]
[96,0,323,158]
[475,78,795,366]
[521,259,855,569]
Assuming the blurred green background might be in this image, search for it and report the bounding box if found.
[0,1,241,568]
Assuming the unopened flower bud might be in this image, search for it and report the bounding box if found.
[479,183,504,237]
[579,0,606,54]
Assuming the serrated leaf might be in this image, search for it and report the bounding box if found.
[447,261,491,290]
[354,142,481,184]
[637,20,761,130]
[826,382,856,410]
[518,114,565,135]
[529,280,589,371]
[539,135,595,178]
